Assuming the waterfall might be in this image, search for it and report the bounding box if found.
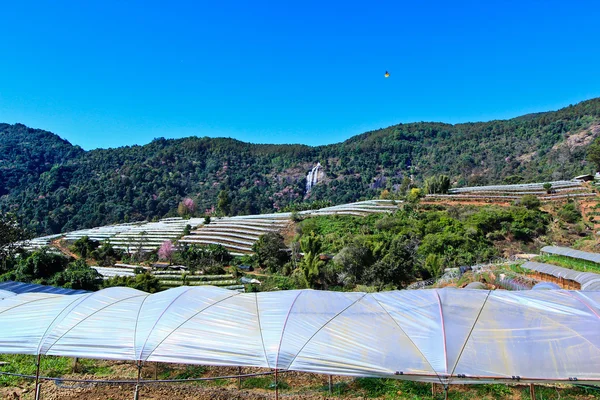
[306,163,322,192]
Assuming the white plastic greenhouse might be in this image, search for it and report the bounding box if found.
[0,290,15,300]
[541,246,600,265]
[522,261,600,290]
[1,286,600,386]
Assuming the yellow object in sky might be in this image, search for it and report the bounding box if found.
[384,71,390,78]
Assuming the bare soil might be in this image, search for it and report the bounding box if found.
[0,364,349,400]
[51,239,79,260]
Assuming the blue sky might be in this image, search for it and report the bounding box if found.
[1,0,599,150]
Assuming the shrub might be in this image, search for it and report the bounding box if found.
[519,194,541,210]
[406,188,424,203]
[252,232,290,273]
[558,201,582,223]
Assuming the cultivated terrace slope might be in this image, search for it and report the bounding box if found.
[1,98,600,235]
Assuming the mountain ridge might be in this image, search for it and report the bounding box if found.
[1,97,600,235]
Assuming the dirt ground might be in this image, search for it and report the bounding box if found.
[2,383,292,400]
[0,364,347,400]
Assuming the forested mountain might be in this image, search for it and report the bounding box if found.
[2,98,600,235]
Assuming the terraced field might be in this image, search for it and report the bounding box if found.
[21,200,400,257]
[60,217,203,253]
[426,180,596,202]
[18,234,64,254]
[179,200,400,255]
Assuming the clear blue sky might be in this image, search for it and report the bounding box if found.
[1,0,599,150]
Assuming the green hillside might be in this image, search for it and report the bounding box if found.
[1,98,600,234]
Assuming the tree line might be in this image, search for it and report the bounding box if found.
[1,98,599,235]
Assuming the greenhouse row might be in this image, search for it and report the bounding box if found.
[541,246,600,265]
[522,261,600,290]
[449,180,582,193]
[0,286,599,385]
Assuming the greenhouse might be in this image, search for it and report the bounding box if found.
[0,290,15,300]
[1,285,600,388]
[522,261,600,290]
[541,246,600,265]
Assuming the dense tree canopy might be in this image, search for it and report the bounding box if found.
[289,203,552,290]
[253,232,290,273]
[1,98,599,235]
[0,213,29,272]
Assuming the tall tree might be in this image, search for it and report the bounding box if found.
[217,190,231,216]
[587,137,600,172]
[252,232,289,273]
[0,213,29,272]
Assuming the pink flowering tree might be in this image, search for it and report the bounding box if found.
[177,197,197,217]
[158,240,174,263]
[183,198,196,213]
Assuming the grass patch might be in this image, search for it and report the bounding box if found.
[522,384,600,400]
[246,274,296,292]
[0,354,72,386]
[508,263,528,274]
[354,378,433,398]
[154,364,209,386]
[476,384,511,398]
[170,365,207,380]
[355,377,400,397]
[76,359,113,376]
[536,254,600,273]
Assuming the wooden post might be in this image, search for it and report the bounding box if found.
[328,375,333,395]
[153,362,157,381]
[72,357,79,373]
[529,383,536,400]
[238,366,242,390]
[431,382,435,397]
[34,354,42,400]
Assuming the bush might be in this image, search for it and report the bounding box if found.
[558,201,582,223]
[51,259,101,291]
[290,211,303,222]
[252,232,290,273]
[503,175,523,184]
[71,236,99,259]
[519,194,541,210]
[406,188,424,203]
[486,231,505,241]
[424,253,443,277]
[12,249,70,283]
[103,272,161,293]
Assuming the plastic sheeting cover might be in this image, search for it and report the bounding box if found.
[0,290,15,299]
[532,282,562,290]
[0,281,89,295]
[541,246,600,265]
[1,286,600,384]
[522,261,600,290]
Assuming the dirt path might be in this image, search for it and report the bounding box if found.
[51,239,79,260]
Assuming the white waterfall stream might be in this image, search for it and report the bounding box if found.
[305,162,322,192]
